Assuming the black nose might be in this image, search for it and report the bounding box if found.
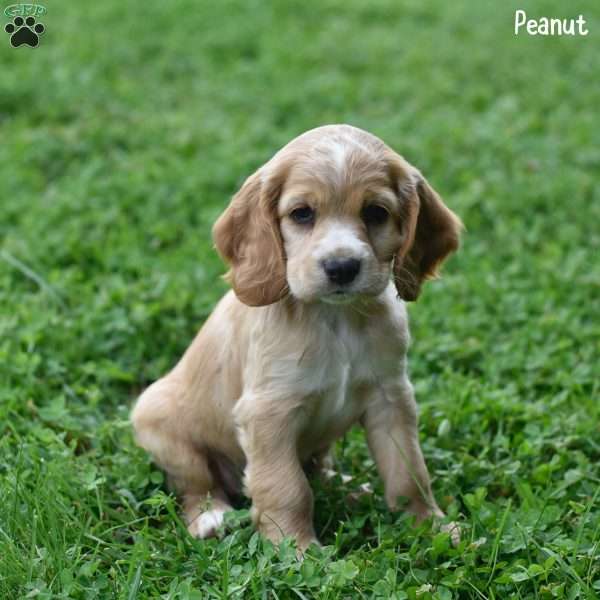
[322,258,361,285]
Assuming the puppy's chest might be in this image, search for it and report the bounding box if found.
[300,318,376,434]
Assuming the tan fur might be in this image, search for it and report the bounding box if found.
[131,124,461,550]
[212,167,289,306]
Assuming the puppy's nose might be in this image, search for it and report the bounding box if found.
[322,258,361,285]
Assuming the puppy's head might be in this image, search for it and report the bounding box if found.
[213,125,462,306]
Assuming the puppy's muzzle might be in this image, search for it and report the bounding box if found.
[322,257,361,285]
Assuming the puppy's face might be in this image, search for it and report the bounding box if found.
[278,152,406,304]
[213,125,462,307]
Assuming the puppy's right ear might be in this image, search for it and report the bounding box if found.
[212,167,288,306]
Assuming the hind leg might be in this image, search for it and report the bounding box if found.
[131,378,233,538]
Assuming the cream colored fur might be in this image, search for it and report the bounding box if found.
[131,124,462,550]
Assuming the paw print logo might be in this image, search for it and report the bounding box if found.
[5,15,45,47]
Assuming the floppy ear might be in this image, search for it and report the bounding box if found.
[393,168,462,301]
[212,167,288,306]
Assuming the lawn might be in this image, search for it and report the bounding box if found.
[1,0,599,598]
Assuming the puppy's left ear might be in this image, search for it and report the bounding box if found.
[393,167,462,301]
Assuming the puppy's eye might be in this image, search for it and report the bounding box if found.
[362,204,389,226]
[290,206,315,225]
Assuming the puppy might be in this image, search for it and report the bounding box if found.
[131,124,462,549]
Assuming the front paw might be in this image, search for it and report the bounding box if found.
[439,520,461,547]
[409,504,461,547]
[296,535,321,554]
[254,508,319,554]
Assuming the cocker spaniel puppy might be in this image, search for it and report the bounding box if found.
[132,124,462,550]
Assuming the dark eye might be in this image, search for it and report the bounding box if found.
[362,204,389,226]
[290,206,315,225]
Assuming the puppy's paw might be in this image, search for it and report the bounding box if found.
[409,503,461,547]
[440,520,461,547]
[292,536,321,560]
[187,507,227,539]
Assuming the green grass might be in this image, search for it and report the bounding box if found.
[1,0,599,597]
